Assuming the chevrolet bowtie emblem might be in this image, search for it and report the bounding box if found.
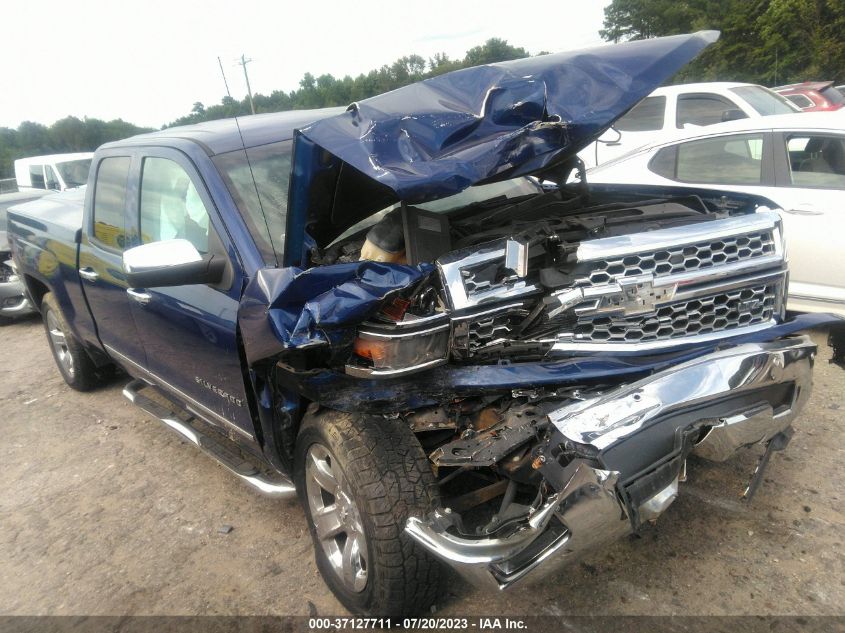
[577,274,677,318]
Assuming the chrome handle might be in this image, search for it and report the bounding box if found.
[78,267,99,282]
[126,288,152,305]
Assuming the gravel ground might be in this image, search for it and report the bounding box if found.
[1,315,843,617]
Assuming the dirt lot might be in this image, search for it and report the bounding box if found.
[1,314,843,617]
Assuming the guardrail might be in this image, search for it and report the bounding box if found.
[0,178,18,194]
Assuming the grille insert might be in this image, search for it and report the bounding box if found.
[584,231,776,286]
[572,283,777,343]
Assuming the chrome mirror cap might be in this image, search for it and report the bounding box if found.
[123,239,202,274]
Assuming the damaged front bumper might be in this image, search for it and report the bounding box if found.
[406,335,815,590]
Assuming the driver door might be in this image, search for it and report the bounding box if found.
[125,148,256,441]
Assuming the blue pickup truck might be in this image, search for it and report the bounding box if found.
[7,32,840,615]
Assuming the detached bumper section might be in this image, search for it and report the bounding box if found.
[405,335,815,589]
[0,256,33,319]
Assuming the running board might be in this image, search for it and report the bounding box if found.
[122,379,296,499]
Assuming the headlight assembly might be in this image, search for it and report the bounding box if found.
[346,319,450,378]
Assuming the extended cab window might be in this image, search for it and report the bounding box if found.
[650,133,764,185]
[92,156,131,250]
[615,96,666,132]
[29,165,45,189]
[139,157,211,254]
[786,135,845,188]
[213,140,292,265]
[676,94,746,128]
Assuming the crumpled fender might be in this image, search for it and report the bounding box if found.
[238,260,432,365]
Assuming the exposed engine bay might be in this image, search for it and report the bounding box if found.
[314,181,785,377]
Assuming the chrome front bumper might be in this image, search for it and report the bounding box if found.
[406,335,816,590]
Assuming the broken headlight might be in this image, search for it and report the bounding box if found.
[346,318,450,378]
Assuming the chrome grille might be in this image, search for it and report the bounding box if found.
[462,264,500,295]
[572,283,777,343]
[467,311,514,353]
[584,230,776,286]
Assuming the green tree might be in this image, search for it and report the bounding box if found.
[463,38,529,65]
[599,0,845,84]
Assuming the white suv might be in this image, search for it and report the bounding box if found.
[579,82,799,168]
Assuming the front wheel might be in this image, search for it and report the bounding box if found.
[294,410,442,616]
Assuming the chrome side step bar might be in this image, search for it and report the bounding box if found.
[122,379,296,499]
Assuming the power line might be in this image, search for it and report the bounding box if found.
[237,54,256,115]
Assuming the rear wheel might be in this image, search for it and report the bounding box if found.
[294,410,442,616]
[41,292,106,391]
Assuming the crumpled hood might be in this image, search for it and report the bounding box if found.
[284,30,719,264]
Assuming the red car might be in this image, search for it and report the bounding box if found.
[773,81,844,111]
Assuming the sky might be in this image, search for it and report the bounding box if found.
[1,0,610,130]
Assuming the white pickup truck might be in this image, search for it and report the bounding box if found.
[14,153,93,191]
[578,82,800,168]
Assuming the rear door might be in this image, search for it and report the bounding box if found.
[78,151,147,367]
[125,147,256,441]
[772,131,845,311]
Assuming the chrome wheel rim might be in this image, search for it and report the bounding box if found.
[46,310,74,377]
[305,443,368,593]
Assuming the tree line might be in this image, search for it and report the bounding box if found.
[600,0,845,85]
[0,118,152,180]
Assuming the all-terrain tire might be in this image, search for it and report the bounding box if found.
[294,409,442,616]
[41,292,106,391]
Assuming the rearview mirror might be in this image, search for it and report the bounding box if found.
[122,239,225,288]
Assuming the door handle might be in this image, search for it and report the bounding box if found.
[784,207,823,216]
[78,267,99,282]
[126,288,152,305]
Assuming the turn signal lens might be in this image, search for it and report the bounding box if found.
[353,337,389,363]
[351,325,450,374]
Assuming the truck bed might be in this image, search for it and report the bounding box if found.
[7,188,94,344]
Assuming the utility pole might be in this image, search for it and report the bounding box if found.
[238,54,256,115]
[218,56,232,99]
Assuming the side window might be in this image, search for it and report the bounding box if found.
[676,94,747,128]
[786,135,845,188]
[785,94,813,110]
[29,165,46,189]
[648,146,678,179]
[45,166,60,191]
[92,156,131,250]
[615,96,666,132]
[139,157,211,254]
[655,134,764,185]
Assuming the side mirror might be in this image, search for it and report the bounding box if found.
[122,239,225,288]
[721,109,748,123]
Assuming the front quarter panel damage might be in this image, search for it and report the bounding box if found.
[238,260,432,366]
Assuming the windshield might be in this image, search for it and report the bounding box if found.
[331,178,543,247]
[55,159,92,188]
[213,140,292,265]
[730,86,798,116]
[417,178,541,213]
